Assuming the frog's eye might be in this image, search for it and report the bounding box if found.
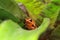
[32,25,34,27]
[29,19,32,22]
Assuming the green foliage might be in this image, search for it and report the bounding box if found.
[0,18,50,40]
[41,0,60,27]
[0,8,19,22]
[57,11,60,21]
[15,0,51,20]
[0,0,26,23]
[49,25,60,40]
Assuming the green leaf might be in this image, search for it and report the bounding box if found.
[0,8,19,23]
[41,0,60,27]
[0,18,50,40]
[0,0,26,23]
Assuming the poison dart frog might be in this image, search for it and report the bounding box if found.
[24,18,37,30]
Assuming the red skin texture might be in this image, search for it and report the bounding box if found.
[25,18,37,30]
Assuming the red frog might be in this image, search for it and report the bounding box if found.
[25,18,37,30]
